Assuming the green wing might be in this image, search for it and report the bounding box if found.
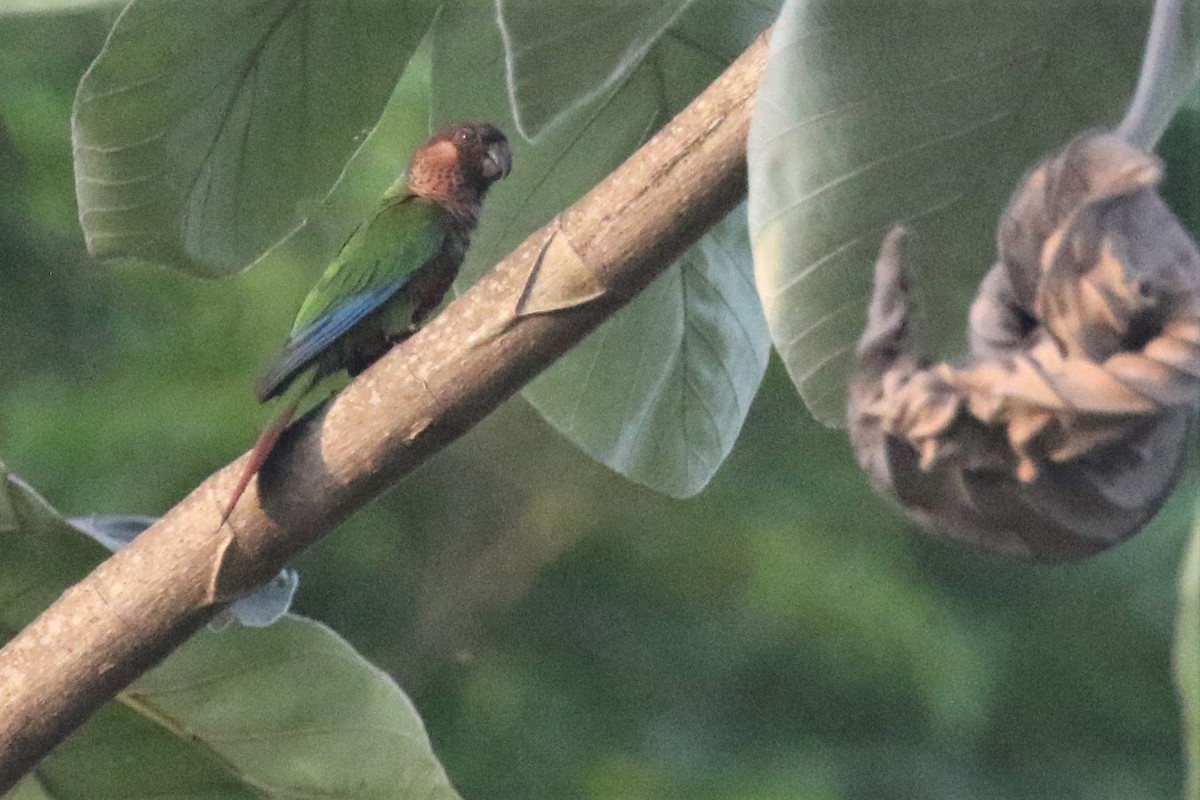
[292,195,445,332]
[257,195,445,401]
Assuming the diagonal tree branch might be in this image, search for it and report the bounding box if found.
[0,32,769,789]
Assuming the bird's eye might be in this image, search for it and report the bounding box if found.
[455,129,473,145]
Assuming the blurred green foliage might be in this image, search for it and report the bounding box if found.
[0,9,1194,800]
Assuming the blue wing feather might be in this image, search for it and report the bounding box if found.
[256,196,446,401]
[255,280,412,401]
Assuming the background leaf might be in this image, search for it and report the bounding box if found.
[0,0,123,14]
[1179,504,1200,800]
[0,462,458,799]
[112,617,459,800]
[524,208,770,498]
[748,0,1155,426]
[496,0,694,140]
[72,0,436,277]
[436,0,777,497]
[244,35,434,283]
[0,464,108,627]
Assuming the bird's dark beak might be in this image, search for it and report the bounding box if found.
[481,139,513,181]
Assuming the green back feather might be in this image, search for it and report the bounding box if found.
[255,195,448,401]
[291,195,446,334]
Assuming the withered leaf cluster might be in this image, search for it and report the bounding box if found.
[849,132,1200,561]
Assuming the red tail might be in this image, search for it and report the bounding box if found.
[218,397,301,527]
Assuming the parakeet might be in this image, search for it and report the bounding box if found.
[221,122,512,523]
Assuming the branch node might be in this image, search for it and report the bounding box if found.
[514,222,607,317]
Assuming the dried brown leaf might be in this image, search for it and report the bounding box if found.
[850,132,1200,561]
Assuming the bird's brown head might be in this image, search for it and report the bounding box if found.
[406,122,512,227]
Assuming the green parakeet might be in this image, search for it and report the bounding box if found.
[222,122,512,522]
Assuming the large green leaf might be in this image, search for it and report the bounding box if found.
[1180,504,1200,800]
[435,0,777,498]
[0,466,109,626]
[0,462,459,799]
[529,208,770,498]
[244,35,434,280]
[748,0,1158,426]
[72,0,436,277]
[496,0,694,140]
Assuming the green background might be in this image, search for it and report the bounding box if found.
[0,9,1193,799]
